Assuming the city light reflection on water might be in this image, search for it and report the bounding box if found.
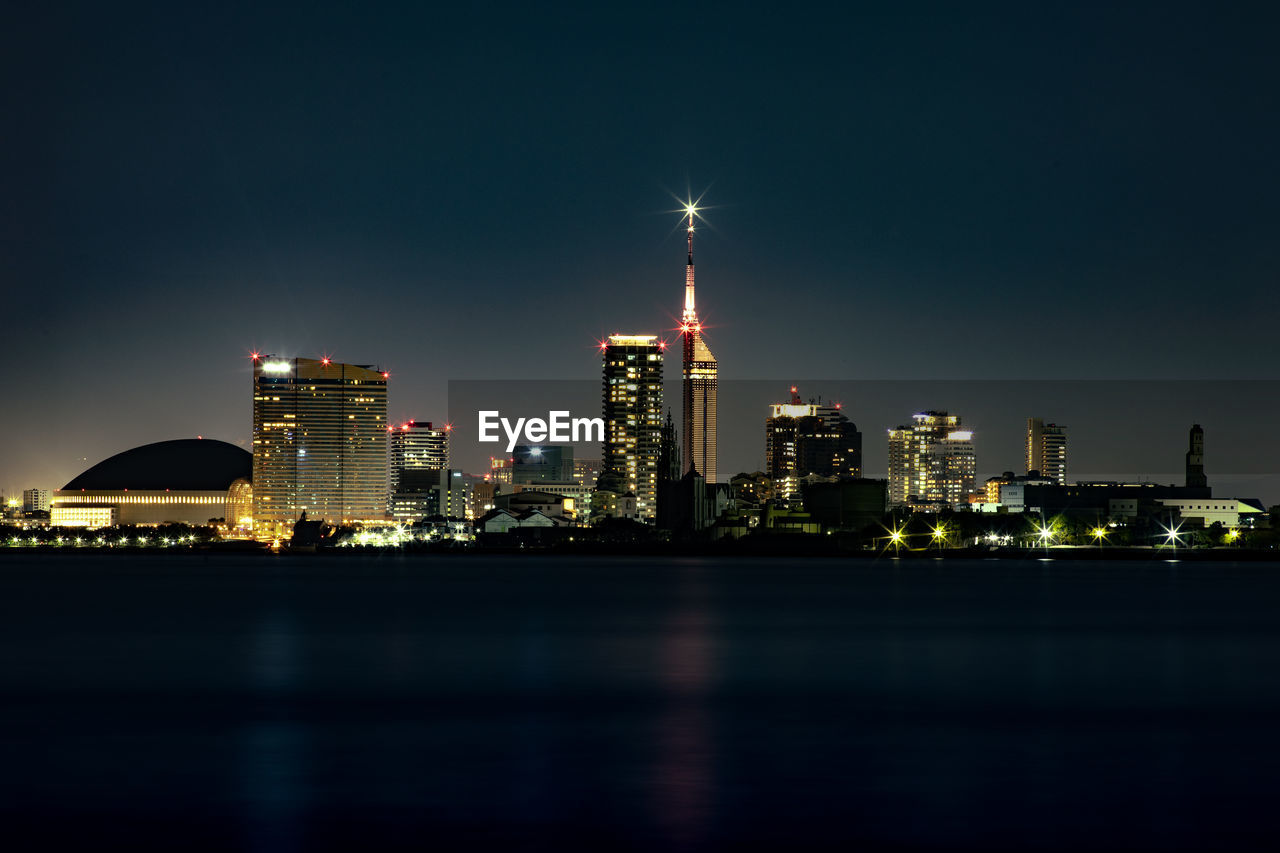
[1,553,1279,851]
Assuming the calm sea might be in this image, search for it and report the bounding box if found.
[2,553,1279,851]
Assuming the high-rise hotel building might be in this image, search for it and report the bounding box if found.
[252,356,388,536]
[601,334,664,521]
[1026,418,1067,485]
[679,206,718,484]
[887,411,975,508]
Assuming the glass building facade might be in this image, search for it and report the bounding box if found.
[252,356,388,535]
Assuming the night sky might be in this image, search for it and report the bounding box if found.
[3,3,1278,496]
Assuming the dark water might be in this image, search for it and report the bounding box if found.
[2,553,1280,851]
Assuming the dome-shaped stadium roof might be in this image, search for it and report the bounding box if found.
[62,439,251,491]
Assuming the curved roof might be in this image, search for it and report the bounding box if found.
[62,439,251,491]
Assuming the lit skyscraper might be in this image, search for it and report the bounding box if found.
[1026,418,1068,485]
[389,420,450,493]
[251,355,388,536]
[887,411,975,508]
[679,204,718,484]
[765,386,862,501]
[601,334,664,521]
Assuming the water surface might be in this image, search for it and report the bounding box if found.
[2,553,1278,850]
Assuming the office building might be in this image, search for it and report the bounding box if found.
[679,205,718,483]
[251,355,388,536]
[388,420,449,494]
[1026,418,1068,485]
[601,334,664,521]
[765,387,862,501]
[887,411,976,508]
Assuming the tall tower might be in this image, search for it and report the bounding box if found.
[1026,418,1068,485]
[251,356,388,536]
[680,205,718,483]
[601,334,664,521]
[1186,424,1207,489]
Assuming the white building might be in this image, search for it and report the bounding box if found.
[1157,498,1265,528]
[23,488,50,513]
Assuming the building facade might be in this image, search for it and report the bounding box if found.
[1026,418,1068,485]
[679,205,717,484]
[22,488,50,513]
[251,356,388,536]
[765,387,862,501]
[388,420,449,494]
[887,411,976,508]
[601,334,664,521]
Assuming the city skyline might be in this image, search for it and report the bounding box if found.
[4,4,1277,498]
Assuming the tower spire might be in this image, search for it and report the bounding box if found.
[683,204,697,324]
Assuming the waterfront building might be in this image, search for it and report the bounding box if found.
[388,420,449,494]
[679,205,718,484]
[22,488,50,513]
[601,334,664,522]
[51,438,251,528]
[887,411,976,508]
[251,355,388,536]
[765,387,862,501]
[1026,418,1068,485]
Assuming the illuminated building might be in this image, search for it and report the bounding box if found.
[489,457,513,485]
[22,488,50,513]
[389,420,450,496]
[601,334,664,521]
[1026,418,1068,485]
[226,478,253,535]
[764,387,862,501]
[887,411,976,509]
[679,204,718,483]
[252,356,388,536]
[51,438,251,528]
[572,457,602,487]
[1186,424,1207,489]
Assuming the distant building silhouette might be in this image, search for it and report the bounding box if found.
[1186,424,1207,489]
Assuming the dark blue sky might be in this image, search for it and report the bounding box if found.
[3,2,1277,494]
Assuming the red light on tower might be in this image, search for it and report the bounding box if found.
[321,357,331,366]
[444,423,453,432]
[382,371,390,379]
[250,351,261,361]
[658,339,667,351]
